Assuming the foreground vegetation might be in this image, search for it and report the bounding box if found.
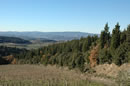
[0,64,129,86]
[0,80,105,86]
[0,65,106,86]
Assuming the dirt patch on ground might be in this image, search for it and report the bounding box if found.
[93,63,130,78]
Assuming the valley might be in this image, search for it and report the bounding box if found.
[0,0,130,86]
[0,24,130,86]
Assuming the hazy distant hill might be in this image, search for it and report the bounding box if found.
[0,32,96,41]
[0,36,31,44]
[30,38,57,43]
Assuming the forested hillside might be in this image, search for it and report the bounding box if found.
[0,46,27,64]
[0,23,130,72]
[12,23,130,72]
[0,36,31,44]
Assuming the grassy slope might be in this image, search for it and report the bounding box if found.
[0,65,107,86]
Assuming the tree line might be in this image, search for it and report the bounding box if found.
[0,23,130,72]
[99,23,130,65]
[0,46,27,64]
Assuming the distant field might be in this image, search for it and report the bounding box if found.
[0,65,106,86]
[0,42,54,49]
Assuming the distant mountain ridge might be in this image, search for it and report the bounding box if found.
[0,32,97,41]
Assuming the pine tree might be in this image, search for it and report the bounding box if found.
[126,25,130,46]
[100,23,110,48]
[120,30,127,44]
[82,36,91,52]
[114,43,129,65]
[111,23,121,49]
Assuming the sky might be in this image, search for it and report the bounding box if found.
[0,0,130,33]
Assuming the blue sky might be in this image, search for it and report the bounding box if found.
[0,0,130,33]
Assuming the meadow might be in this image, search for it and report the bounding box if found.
[0,65,106,86]
[0,42,53,50]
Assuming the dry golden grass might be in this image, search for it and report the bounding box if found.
[0,65,81,81]
[0,64,106,86]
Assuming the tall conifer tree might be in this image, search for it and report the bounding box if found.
[111,23,121,49]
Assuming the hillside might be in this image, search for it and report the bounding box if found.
[0,23,129,86]
[0,36,31,44]
[0,64,129,86]
[0,24,129,69]
[0,46,27,64]
[0,36,57,49]
[0,65,108,86]
[30,38,57,43]
[12,23,130,70]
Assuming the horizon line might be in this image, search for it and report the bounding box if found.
[0,31,99,34]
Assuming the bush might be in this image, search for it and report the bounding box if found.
[98,48,112,64]
[116,69,130,86]
[114,43,129,66]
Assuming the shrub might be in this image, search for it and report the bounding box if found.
[116,69,130,86]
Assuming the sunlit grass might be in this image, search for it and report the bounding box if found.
[0,80,105,86]
[0,65,106,86]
